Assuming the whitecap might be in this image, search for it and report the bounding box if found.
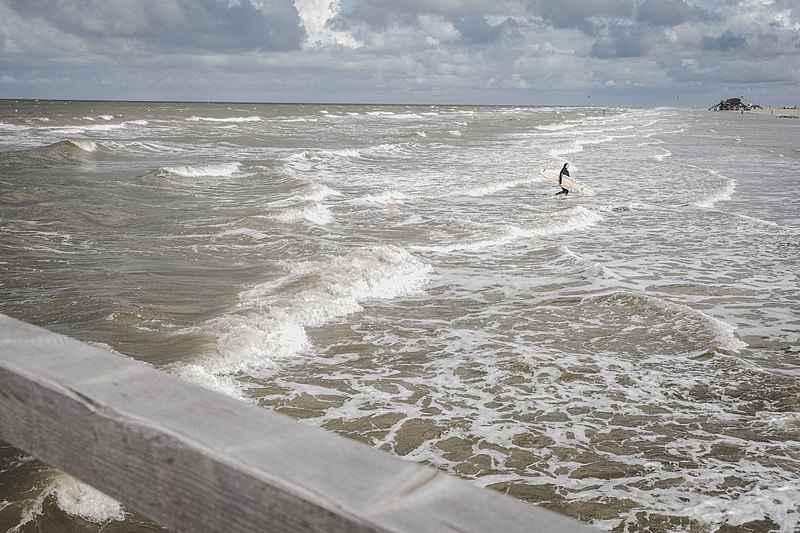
[353,190,410,206]
[160,162,242,178]
[536,122,577,131]
[186,116,262,123]
[66,139,98,152]
[272,201,333,225]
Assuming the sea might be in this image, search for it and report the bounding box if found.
[0,100,798,533]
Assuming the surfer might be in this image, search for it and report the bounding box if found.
[556,162,570,196]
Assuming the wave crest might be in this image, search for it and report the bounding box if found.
[177,245,432,390]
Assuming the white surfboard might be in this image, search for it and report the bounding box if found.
[540,169,597,197]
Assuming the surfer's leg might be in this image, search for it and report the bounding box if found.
[564,187,569,195]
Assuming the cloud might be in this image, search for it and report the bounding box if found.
[537,0,634,30]
[591,25,651,58]
[0,0,798,104]
[3,0,305,53]
[702,30,746,51]
[295,0,361,48]
[636,0,694,27]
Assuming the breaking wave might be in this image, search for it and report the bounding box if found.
[175,245,432,396]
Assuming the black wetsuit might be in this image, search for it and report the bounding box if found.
[556,166,569,196]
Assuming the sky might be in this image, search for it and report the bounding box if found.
[0,0,798,106]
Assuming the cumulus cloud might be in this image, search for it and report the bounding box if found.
[702,30,747,51]
[591,24,651,59]
[636,0,694,27]
[295,0,360,48]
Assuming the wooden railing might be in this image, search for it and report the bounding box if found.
[0,313,596,532]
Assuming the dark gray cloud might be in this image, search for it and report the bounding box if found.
[340,0,418,32]
[453,16,520,45]
[702,30,746,51]
[636,0,693,27]
[537,0,634,30]
[591,25,651,58]
[4,0,305,52]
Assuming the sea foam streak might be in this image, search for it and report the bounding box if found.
[413,207,604,253]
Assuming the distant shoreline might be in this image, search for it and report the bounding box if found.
[749,107,800,118]
[1,98,798,114]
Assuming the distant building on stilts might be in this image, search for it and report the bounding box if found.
[709,97,762,111]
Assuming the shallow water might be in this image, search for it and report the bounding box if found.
[1,101,798,532]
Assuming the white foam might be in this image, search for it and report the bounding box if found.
[71,123,127,132]
[666,484,800,532]
[302,183,342,202]
[693,176,736,208]
[51,474,125,523]
[413,225,523,253]
[273,201,333,225]
[161,162,242,178]
[536,122,577,131]
[526,206,604,237]
[284,148,362,173]
[354,190,410,206]
[67,139,98,152]
[7,473,125,531]
[187,116,262,123]
[7,488,47,533]
[169,362,253,400]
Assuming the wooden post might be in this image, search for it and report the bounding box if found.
[0,313,597,532]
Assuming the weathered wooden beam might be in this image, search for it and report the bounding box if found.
[0,313,596,532]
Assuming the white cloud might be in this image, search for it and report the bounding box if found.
[294,0,361,48]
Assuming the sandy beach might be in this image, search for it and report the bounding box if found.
[751,106,800,118]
